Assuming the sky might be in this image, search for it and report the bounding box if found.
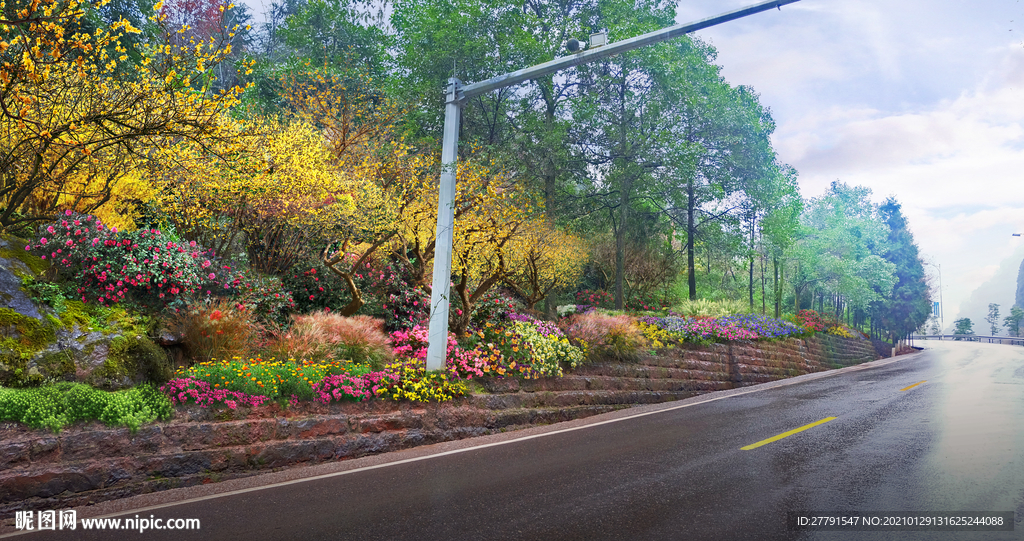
[675,0,1024,331]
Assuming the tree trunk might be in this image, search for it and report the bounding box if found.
[760,255,766,315]
[327,268,364,316]
[773,256,780,318]
[615,178,629,310]
[748,217,755,311]
[686,178,697,301]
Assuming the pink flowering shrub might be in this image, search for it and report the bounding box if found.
[560,312,649,362]
[575,289,614,308]
[220,268,296,325]
[389,324,488,379]
[282,260,349,314]
[161,377,271,409]
[27,211,223,308]
[451,289,523,330]
[311,370,400,403]
[794,310,832,333]
[266,312,393,369]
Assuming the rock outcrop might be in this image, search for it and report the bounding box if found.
[0,236,170,388]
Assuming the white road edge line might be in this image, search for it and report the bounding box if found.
[1,350,924,535]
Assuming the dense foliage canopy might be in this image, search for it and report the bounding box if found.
[3,0,930,346]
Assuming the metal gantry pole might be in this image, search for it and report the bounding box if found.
[425,0,801,371]
[425,78,464,369]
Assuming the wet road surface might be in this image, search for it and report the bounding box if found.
[6,340,1024,540]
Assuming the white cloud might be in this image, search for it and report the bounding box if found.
[677,0,1024,318]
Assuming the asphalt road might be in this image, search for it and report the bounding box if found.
[7,340,1024,540]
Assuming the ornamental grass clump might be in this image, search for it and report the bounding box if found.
[559,312,648,362]
[0,382,173,433]
[267,312,393,369]
[169,300,262,363]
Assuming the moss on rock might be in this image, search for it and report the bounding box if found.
[0,307,57,357]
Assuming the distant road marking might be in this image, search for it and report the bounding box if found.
[900,380,926,391]
[741,417,837,450]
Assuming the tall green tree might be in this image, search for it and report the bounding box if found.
[793,182,896,319]
[1003,306,1024,337]
[986,303,1001,336]
[870,197,932,339]
[279,0,388,70]
[655,45,777,302]
[759,165,802,317]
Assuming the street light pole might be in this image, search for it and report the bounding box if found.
[425,0,803,370]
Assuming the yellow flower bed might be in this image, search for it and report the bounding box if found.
[826,326,855,338]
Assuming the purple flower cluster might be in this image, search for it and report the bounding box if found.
[644,316,757,342]
[717,314,805,339]
[161,378,270,409]
[507,312,565,338]
[643,313,805,343]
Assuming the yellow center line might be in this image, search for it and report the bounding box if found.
[741,417,837,451]
[900,380,926,391]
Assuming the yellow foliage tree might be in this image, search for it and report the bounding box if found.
[503,220,589,310]
[281,65,427,316]
[0,0,250,231]
[395,156,537,336]
[156,117,361,273]
[156,64,419,316]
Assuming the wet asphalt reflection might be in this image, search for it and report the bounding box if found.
[10,340,1024,541]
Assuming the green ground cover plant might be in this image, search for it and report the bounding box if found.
[0,382,173,433]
